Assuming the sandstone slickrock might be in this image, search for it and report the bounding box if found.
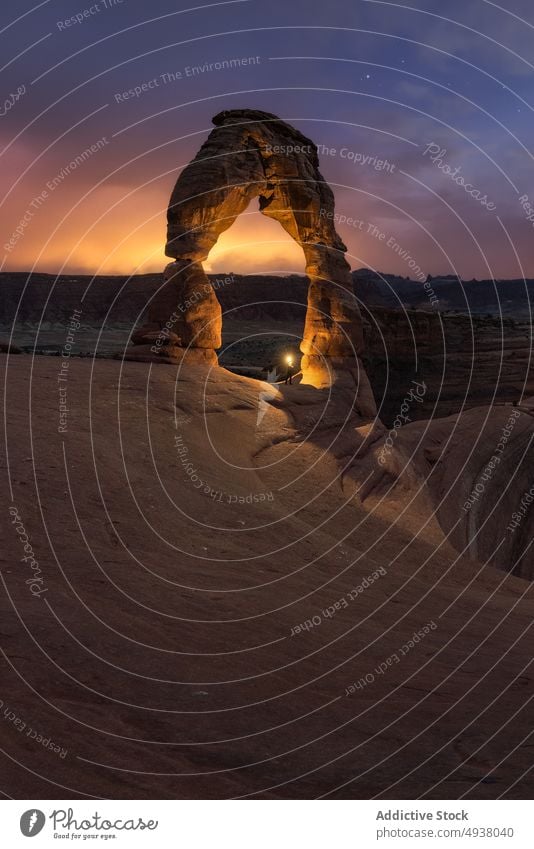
[343,401,534,579]
[3,274,533,423]
[132,109,369,398]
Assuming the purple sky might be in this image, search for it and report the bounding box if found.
[2,0,534,279]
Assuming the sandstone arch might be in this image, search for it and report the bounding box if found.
[132,109,373,403]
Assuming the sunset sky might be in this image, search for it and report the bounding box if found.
[2,0,534,279]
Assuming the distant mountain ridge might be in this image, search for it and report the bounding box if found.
[353,268,534,317]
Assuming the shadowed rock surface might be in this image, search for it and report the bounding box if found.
[344,400,534,580]
[354,268,534,317]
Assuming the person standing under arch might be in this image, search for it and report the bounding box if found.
[284,356,294,385]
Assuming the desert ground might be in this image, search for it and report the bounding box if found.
[2,351,534,799]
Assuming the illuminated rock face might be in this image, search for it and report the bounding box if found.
[132,109,371,402]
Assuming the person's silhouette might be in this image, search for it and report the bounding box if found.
[284,359,294,385]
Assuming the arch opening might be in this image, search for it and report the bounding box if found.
[203,198,307,381]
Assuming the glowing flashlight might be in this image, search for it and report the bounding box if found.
[286,356,294,366]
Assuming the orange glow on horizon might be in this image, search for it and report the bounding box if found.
[203,202,306,275]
